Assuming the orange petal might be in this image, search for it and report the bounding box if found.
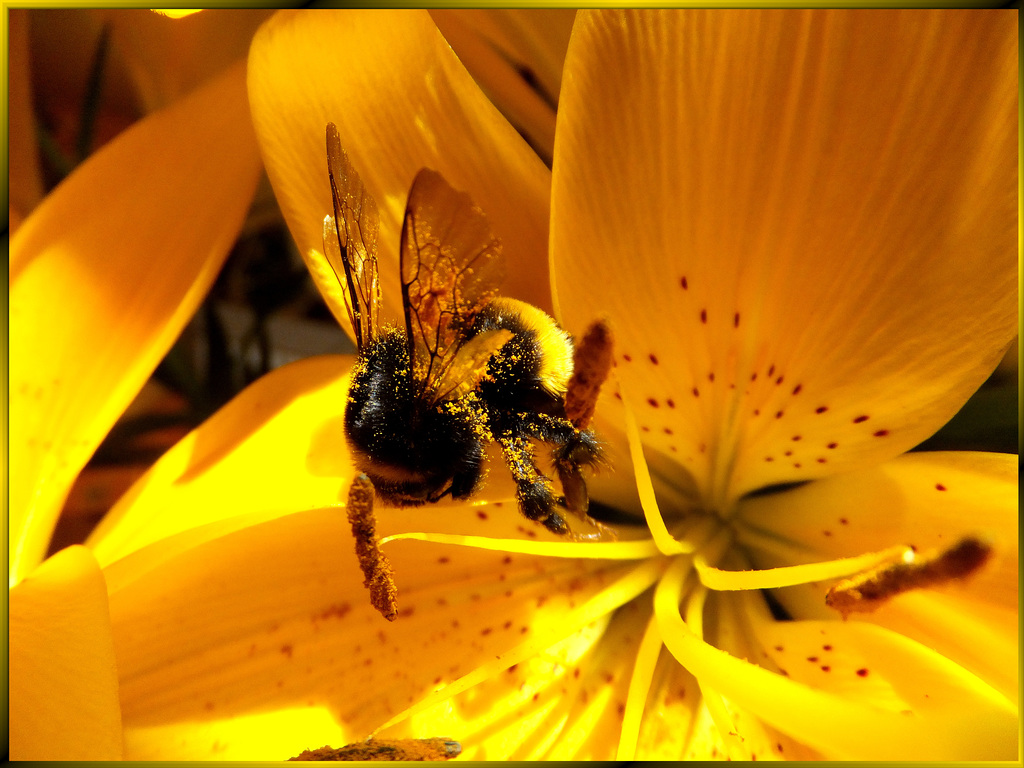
[247,9,553,329]
[430,10,576,164]
[551,10,1017,506]
[104,9,273,111]
[10,61,262,585]
[9,9,44,226]
[10,546,123,759]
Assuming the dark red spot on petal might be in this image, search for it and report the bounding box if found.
[784,450,793,457]
[823,645,833,651]
[823,530,832,536]
[935,483,947,491]
[807,656,819,662]
[663,427,674,435]
[764,456,774,462]
[647,398,659,408]
[775,410,784,419]
[768,365,775,377]
[873,429,889,437]
[649,353,659,365]
[816,457,827,463]
[793,462,802,468]
[827,442,838,449]
[775,645,785,652]
[775,375,785,385]
[281,644,293,658]
[734,312,740,327]
[815,406,828,414]
[622,353,632,362]
[853,415,870,423]
[792,384,802,395]
[791,435,802,441]
[821,665,831,672]
[753,409,761,416]
[708,372,715,383]
[614,391,622,400]
[438,556,450,564]
[839,517,848,525]
[476,510,488,520]
[751,372,758,382]
[481,627,492,636]
[502,555,513,565]
[681,276,688,290]
[641,425,650,432]
[692,387,700,398]
[857,668,870,677]
[666,398,676,408]
[700,309,707,324]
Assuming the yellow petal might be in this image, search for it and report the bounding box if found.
[107,505,653,759]
[87,355,356,568]
[8,9,44,226]
[736,450,1018,704]
[247,9,553,331]
[10,61,262,585]
[551,10,1017,507]
[10,546,123,759]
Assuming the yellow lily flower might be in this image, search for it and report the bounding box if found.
[29,9,1015,761]
[9,57,263,758]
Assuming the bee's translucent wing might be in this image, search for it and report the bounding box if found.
[431,328,513,403]
[400,168,505,403]
[311,122,380,351]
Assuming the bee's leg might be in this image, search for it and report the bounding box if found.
[496,433,568,535]
[513,412,603,516]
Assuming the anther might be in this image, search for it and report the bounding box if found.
[565,319,614,430]
[825,536,993,619]
[290,737,462,761]
[346,473,399,621]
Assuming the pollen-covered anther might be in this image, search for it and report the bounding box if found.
[346,473,399,622]
[564,318,614,429]
[825,536,993,619]
[289,737,462,761]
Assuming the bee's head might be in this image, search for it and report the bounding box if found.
[359,462,453,507]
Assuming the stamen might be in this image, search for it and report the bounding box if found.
[289,737,462,761]
[656,556,1018,759]
[565,319,614,429]
[346,474,398,622]
[616,611,664,760]
[623,402,695,556]
[681,581,747,756]
[378,531,658,560]
[369,558,666,738]
[697,544,911,591]
[826,536,993,618]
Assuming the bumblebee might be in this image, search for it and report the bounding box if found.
[312,123,602,535]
